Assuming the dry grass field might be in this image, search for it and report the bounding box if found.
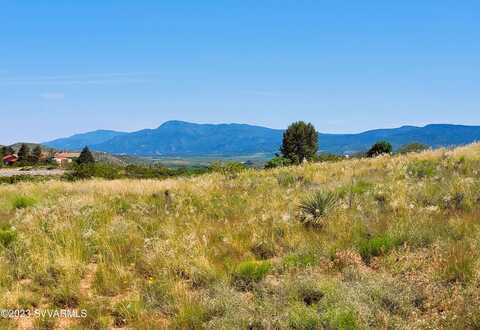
[1,144,480,329]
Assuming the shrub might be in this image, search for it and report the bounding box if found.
[288,304,321,330]
[0,228,17,247]
[397,143,428,154]
[298,191,338,227]
[124,164,171,179]
[64,163,121,180]
[357,234,403,263]
[322,307,358,330]
[367,141,392,157]
[283,252,317,269]
[231,260,271,290]
[12,195,37,209]
[265,156,291,169]
[250,241,276,259]
[52,285,80,308]
[294,281,324,306]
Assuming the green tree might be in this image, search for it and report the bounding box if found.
[280,121,318,164]
[367,141,392,157]
[264,156,291,169]
[31,145,43,164]
[17,144,31,164]
[2,146,14,156]
[77,146,95,164]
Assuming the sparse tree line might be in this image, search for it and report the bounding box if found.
[265,121,428,168]
[0,144,44,166]
[0,144,96,167]
[1,123,429,180]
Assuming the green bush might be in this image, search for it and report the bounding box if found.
[397,143,428,154]
[0,228,17,247]
[288,304,321,330]
[124,164,172,179]
[294,281,324,306]
[298,191,338,227]
[64,163,122,180]
[322,307,359,330]
[265,156,292,169]
[12,195,37,209]
[283,252,317,269]
[357,234,403,263]
[231,260,271,290]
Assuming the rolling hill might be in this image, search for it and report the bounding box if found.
[43,121,480,156]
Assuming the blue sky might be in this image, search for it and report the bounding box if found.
[0,1,479,144]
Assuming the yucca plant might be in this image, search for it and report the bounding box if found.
[298,190,338,227]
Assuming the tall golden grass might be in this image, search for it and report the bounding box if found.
[1,144,480,329]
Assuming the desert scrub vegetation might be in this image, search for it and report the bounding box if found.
[1,144,480,328]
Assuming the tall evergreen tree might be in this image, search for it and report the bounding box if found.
[31,145,43,164]
[17,144,31,164]
[280,121,318,164]
[77,146,95,164]
[2,146,14,156]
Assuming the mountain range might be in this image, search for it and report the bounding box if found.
[43,121,480,156]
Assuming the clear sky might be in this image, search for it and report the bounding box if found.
[1,1,479,144]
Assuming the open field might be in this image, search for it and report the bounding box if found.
[1,144,480,329]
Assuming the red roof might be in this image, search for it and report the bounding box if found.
[2,154,18,162]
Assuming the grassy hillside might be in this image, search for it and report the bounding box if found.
[1,144,480,329]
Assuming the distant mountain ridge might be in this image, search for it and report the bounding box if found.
[45,130,127,151]
[43,121,480,156]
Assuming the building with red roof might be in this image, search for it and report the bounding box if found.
[2,154,18,165]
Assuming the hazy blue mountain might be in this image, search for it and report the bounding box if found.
[318,124,480,154]
[43,121,480,156]
[92,121,283,155]
[44,130,127,151]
